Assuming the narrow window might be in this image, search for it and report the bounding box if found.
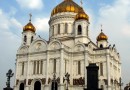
[65,60,67,73]
[54,59,56,73]
[100,44,103,48]
[78,25,82,35]
[65,23,68,33]
[58,24,60,34]
[40,61,43,74]
[100,63,103,76]
[33,61,36,74]
[22,62,24,75]
[37,61,39,74]
[31,36,33,43]
[87,26,88,36]
[24,35,27,42]
[78,61,81,74]
[52,26,54,36]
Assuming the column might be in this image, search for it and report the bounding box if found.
[84,51,88,88]
[106,51,111,90]
[60,47,64,83]
[112,58,114,89]
[25,55,29,90]
[14,59,18,90]
[59,46,64,90]
[46,51,49,84]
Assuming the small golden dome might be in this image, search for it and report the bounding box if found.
[51,0,81,16]
[23,22,36,32]
[97,30,108,41]
[75,7,89,21]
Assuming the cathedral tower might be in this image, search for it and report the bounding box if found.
[22,14,36,46]
[74,7,90,44]
[97,29,108,48]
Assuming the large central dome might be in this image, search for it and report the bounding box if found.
[51,0,81,16]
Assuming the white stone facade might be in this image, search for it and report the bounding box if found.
[14,1,121,90]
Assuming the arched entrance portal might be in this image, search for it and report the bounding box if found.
[19,83,24,90]
[34,81,41,90]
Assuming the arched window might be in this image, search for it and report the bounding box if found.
[19,83,24,90]
[100,63,103,76]
[58,24,60,34]
[34,81,41,90]
[100,44,103,48]
[24,35,27,42]
[78,25,82,35]
[31,36,33,43]
[65,23,68,33]
[54,59,56,73]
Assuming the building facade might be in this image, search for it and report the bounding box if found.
[14,0,121,90]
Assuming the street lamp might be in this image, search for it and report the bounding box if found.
[64,72,70,90]
[6,69,14,88]
[119,77,123,90]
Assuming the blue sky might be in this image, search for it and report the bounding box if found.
[0,0,130,89]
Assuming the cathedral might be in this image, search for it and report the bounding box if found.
[14,0,121,90]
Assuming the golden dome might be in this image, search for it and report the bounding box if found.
[75,7,89,21]
[23,22,36,32]
[97,30,108,41]
[51,0,81,16]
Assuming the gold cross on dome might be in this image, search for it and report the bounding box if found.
[101,24,103,32]
[80,0,83,7]
[29,13,32,22]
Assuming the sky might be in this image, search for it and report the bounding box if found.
[0,0,130,89]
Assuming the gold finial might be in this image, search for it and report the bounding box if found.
[29,13,32,22]
[80,0,83,7]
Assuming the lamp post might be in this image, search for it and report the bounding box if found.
[119,77,123,90]
[6,69,14,88]
[64,72,70,90]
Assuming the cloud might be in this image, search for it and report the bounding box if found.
[94,0,130,86]
[97,0,130,38]
[0,9,21,89]
[16,0,44,10]
[34,17,49,32]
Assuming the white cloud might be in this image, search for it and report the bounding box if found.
[16,0,43,10]
[97,0,130,37]
[122,24,130,36]
[34,17,49,32]
[94,0,130,85]
[0,9,21,89]
[10,18,22,29]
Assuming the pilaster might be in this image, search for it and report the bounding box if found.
[106,50,111,90]
[60,46,64,84]
[46,50,49,85]
[26,54,29,90]
[84,51,88,88]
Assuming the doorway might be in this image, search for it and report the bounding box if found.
[34,81,41,90]
[19,83,24,90]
